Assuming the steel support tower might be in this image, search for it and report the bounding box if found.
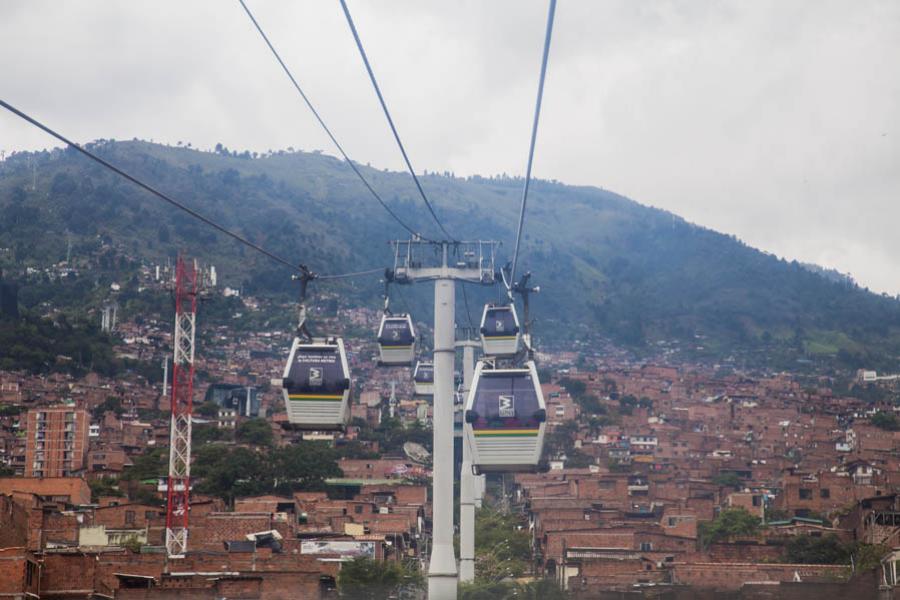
[165,256,198,559]
[392,239,497,599]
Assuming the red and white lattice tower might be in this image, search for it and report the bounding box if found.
[165,256,198,558]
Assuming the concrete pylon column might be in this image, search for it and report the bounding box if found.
[459,341,477,582]
[428,275,458,599]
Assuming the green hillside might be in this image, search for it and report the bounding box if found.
[2,140,899,370]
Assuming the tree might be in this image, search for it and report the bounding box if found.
[783,534,848,564]
[89,476,124,502]
[191,442,342,504]
[460,578,570,600]
[565,450,595,468]
[122,448,167,482]
[193,423,230,445]
[93,396,124,418]
[698,507,761,548]
[235,418,274,447]
[337,557,422,599]
[196,400,220,418]
[871,411,900,431]
[193,446,270,504]
[558,377,586,398]
[271,442,343,494]
[473,508,532,582]
[713,472,742,489]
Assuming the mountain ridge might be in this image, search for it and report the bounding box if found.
[2,140,899,370]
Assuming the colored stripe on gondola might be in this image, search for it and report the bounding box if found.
[484,335,518,340]
[380,344,414,349]
[473,429,539,437]
[288,394,344,401]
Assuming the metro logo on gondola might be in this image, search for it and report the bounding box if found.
[498,394,515,417]
[309,367,323,386]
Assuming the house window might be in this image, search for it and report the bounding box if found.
[820,489,830,499]
[799,489,812,500]
[125,510,135,525]
[667,517,678,527]
[145,511,157,520]
[26,562,35,586]
[639,542,652,551]
[354,505,364,515]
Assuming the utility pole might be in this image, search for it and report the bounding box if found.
[165,256,198,559]
[456,336,480,582]
[392,239,497,600]
[389,381,397,419]
[161,358,169,399]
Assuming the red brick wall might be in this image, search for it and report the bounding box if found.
[672,562,849,591]
[42,511,80,547]
[94,503,164,529]
[705,542,782,562]
[0,548,40,598]
[0,494,30,547]
[190,513,272,550]
[41,552,98,596]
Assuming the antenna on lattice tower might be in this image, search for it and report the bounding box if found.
[165,255,198,559]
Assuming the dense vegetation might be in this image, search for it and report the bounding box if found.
[472,508,533,582]
[191,442,342,505]
[4,141,900,368]
[782,535,889,571]
[337,557,423,599]
[698,507,761,548]
[0,314,118,375]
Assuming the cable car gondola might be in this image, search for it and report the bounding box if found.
[413,361,434,397]
[463,360,546,473]
[377,313,416,366]
[282,337,351,430]
[479,304,521,357]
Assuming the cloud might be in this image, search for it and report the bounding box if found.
[1,0,898,293]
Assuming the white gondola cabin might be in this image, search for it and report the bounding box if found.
[463,360,546,473]
[377,314,416,365]
[282,337,351,429]
[479,304,521,357]
[413,361,434,397]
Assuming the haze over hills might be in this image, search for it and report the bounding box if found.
[2,140,900,370]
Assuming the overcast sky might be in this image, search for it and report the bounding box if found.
[1,1,898,293]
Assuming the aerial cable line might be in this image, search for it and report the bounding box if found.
[338,0,455,242]
[0,99,380,283]
[461,282,476,329]
[509,0,557,289]
[237,0,425,241]
[317,267,383,280]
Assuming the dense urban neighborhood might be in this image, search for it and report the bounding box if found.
[1,254,899,600]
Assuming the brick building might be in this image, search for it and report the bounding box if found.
[24,406,89,478]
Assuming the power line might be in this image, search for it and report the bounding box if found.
[0,98,381,283]
[338,0,455,242]
[394,284,413,316]
[237,0,425,240]
[509,0,557,287]
[461,282,475,329]
[0,99,302,272]
[317,267,383,281]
